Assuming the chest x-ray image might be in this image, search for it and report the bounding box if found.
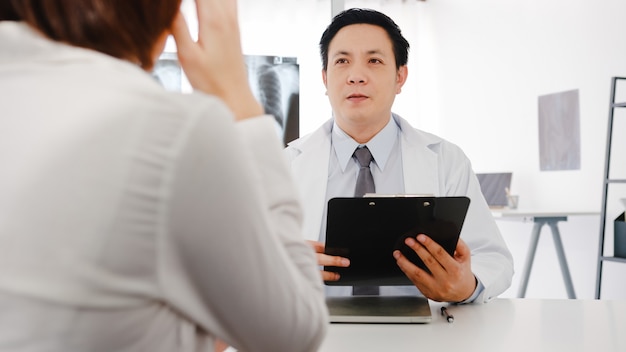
[245,55,299,146]
[153,53,299,147]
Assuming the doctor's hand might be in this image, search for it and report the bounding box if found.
[307,240,350,282]
[171,0,263,121]
[393,235,476,303]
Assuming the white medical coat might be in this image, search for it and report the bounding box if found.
[285,114,514,303]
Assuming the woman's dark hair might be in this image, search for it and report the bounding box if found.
[0,0,181,69]
[319,8,410,70]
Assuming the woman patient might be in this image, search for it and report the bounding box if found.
[0,1,327,351]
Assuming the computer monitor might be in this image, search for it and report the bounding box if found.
[475,172,512,208]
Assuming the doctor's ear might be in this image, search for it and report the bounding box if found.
[395,65,408,94]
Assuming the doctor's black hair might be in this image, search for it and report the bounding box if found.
[319,8,410,71]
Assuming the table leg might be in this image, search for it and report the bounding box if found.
[517,222,544,298]
[548,222,576,299]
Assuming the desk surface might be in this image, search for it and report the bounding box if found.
[319,298,626,352]
[491,209,599,219]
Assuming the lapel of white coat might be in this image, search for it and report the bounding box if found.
[395,115,442,196]
[289,121,332,240]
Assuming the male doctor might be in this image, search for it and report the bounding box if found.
[285,8,513,303]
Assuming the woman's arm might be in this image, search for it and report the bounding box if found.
[164,101,327,352]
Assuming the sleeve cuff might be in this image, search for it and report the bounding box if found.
[457,276,485,304]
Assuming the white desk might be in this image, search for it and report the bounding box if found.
[319,298,626,352]
[491,210,598,299]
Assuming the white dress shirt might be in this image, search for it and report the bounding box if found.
[320,117,404,242]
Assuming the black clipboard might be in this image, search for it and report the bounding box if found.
[323,196,470,286]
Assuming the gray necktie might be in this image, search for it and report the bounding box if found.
[353,146,375,197]
[352,146,379,296]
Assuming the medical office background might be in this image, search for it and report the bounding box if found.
[165,0,626,300]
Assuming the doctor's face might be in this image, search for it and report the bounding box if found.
[322,24,407,134]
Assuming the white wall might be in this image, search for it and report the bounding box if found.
[186,0,626,299]
[418,0,626,213]
[410,0,626,299]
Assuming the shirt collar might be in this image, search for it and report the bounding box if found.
[331,116,400,172]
